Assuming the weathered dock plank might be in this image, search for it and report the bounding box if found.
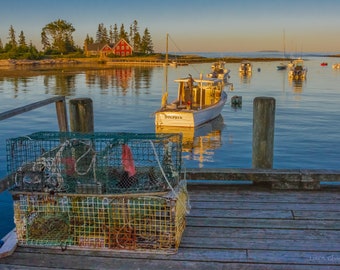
[0,185,339,270]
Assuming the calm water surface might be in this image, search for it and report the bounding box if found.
[1,55,340,237]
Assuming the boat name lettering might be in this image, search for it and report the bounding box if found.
[165,115,182,119]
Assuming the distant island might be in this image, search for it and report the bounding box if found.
[257,50,280,53]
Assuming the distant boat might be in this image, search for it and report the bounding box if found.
[207,61,231,82]
[332,63,340,69]
[239,61,252,75]
[276,30,288,70]
[320,62,328,66]
[288,58,307,80]
[276,63,287,70]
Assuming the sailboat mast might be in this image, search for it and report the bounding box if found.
[283,29,286,58]
[165,33,169,93]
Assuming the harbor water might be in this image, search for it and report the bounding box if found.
[1,54,340,238]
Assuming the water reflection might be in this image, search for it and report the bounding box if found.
[288,78,305,93]
[155,115,225,168]
[1,65,154,97]
[239,74,252,84]
[84,67,153,94]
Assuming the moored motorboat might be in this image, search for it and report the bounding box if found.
[288,58,307,80]
[239,61,252,75]
[207,61,231,82]
[332,63,340,69]
[154,75,229,127]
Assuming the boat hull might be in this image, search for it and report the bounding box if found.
[155,92,227,127]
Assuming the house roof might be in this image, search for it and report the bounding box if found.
[112,38,133,50]
[86,43,111,51]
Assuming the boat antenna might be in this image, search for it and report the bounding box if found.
[161,33,169,108]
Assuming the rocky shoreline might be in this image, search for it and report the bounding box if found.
[0,54,293,67]
[0,55,301,77]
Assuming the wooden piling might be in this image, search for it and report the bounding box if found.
[252,97,275,169]
[69,98,94,133]
[55,99,69,132]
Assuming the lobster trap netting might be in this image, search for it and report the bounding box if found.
[12,180,189,253]
[6,132,182,194]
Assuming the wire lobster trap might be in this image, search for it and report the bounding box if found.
[12,180,189,253]
[6,132,182,194]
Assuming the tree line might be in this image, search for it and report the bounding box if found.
[0,19,154,60]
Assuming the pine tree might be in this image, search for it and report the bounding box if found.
[113,24,119,43]
[141,28,153,54]
[131,20,141,52]
[18,30,27,48]
[119,24,129,43]
[8,25,17,48]
[109,25,114,44]
[41,30,50,51]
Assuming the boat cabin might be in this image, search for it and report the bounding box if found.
[174,77,223,109]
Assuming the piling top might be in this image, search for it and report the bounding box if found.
[254,96,276,102]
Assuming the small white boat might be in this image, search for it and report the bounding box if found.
[239,61,252,75]
[288,58,307,80]
[276,63,287,70]
[154,75,229,127]
[207,61,231,82]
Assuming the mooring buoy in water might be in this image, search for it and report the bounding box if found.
[231,95,242,107]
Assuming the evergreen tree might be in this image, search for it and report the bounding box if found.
[84,34,94,46]
[133,32,141,53]
[113,24,119,43]
[131,20,141,52]
[0,38,3,52]
[96,23,109,43]
[18,30,27,48]
[84,34,94,52]
[41,30,50,51]
[141,28,153,54]
[109,25,114,44]
[8,25,17,48]
[129,25,133,45]
[119,24,129,42]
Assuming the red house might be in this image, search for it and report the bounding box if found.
[84,39,133,57]
[112,38,133,56]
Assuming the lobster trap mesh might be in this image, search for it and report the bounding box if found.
[12,181,189,253]
[6,132,182,194]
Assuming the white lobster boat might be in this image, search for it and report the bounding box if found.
[154,75,228,127]
[154,34,230,128]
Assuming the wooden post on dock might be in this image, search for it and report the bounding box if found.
[55,99,69,132]
[252,97,275,169]
[69,98,94,133]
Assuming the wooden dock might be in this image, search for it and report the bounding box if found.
[1,184,339,270]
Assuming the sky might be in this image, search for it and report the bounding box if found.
[1,0,340,53]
